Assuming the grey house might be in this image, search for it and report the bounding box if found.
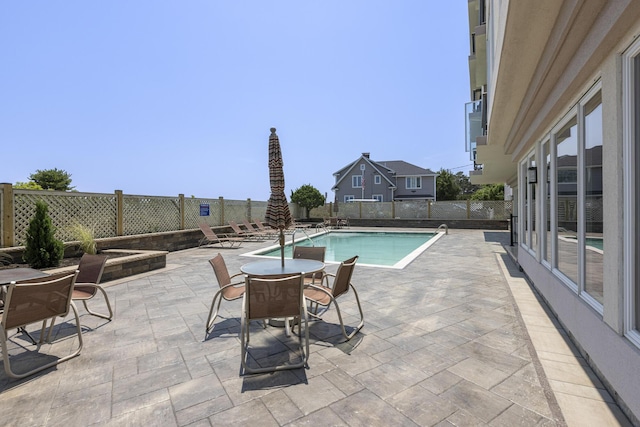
[332,153,438,203]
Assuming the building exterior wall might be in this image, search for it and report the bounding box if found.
[468,0,640,421]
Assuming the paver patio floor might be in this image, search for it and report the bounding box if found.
[0,229,632,426]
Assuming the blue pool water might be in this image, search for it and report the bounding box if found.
[245,231,442,269]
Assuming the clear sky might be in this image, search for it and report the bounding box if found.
[1,1,473,201]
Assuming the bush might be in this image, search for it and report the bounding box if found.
[23,200,64,268]
[69,223,97,254]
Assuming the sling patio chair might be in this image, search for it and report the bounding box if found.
[241,219,273,239]
[303,255,364,341]
[252,218,278,238]
[293,245,326,286]
[1,271,82,379]
[229,220,262,241]
[240,274,309,374]
[198,223,243,248]
[205,253,245,338]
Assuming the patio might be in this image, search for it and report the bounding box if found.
[0,229,631,426]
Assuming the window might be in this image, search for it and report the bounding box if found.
[344,195,355,202]
[554,114,579,287]
[352,175,362,188]
[372,194,383,202]
[542,139,552,265]
[406,177,421,189]
[623,38,640,345]
[374,175,381,185]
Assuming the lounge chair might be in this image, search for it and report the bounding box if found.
[252,218,278,237]
[293,245,326,286]
[229,220,261,240]
[240,274,309,373]
[304,255,364,341]
[1,272,83,379]
[205,254,245,337]
[242,219,273,239]
[198,223,243,248]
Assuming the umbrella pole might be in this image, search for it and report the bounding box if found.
[279,229,285,267]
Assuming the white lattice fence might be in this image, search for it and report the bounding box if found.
[250,201,269,222]
[14,190,117,245]
[223,199,249,224]
[184,198,223,228]
[430,201,469,219]
[123,195,180,235]
[395,201,430,219]
[360,202,393,219]
[469,200,513,220]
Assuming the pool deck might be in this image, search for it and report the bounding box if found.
[0,228,633,426]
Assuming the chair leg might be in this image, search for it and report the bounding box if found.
[205,290,224,337]
[79,286,114,320]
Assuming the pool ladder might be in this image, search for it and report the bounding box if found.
[291,228,315,248]
[437,223,449,235]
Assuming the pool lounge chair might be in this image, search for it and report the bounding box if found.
[304,255,364,341]
[252,218,278,237]
[229,220,262,240]
[242,219,273,239]
[198,224,243,248]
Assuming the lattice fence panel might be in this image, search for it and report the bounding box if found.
[585,196,603,224]
[123,195,180,235]
[223,199,249,224]
[14,191,117,245]
[184,198,223,228]
[250,201,269,223]
[469,200,512,220]
[336,203,360,219]
[429,201,469,219]
[360,202,393,219]
[395,201,430,219]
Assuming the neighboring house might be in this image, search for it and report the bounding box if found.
[331,152,438,203]
[466,0,640,422]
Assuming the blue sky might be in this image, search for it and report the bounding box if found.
[1,1,472,201]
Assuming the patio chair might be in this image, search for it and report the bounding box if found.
[71,254,113,321]
[304,255,364,341]
[242,219,272,239]
[1,272,82,379]
[198,223,243,248]
[293,245,326,286]
[205,253,245,337]
[229,220,261,240]
[240,274,309,374]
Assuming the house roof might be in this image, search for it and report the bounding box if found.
[375,160,437,176]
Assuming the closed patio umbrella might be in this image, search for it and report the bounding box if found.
[264,127,292,267]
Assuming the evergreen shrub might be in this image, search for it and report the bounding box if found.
[23,200,64,268]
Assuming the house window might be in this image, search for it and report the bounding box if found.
[406,176,421,189]
[623,38,640,345]
[352,176,362,188]
[542,139,553,265]
[374,175,381,185]
[372,194,383,202]
[344,195,355,203]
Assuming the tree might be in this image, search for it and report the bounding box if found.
[14,181,44,190]
[471,183,505,200]
[290,184,325,219]
[436,169,461,201]
[23,200,65,268]
[29,168,75,191]
[455,171,480,199]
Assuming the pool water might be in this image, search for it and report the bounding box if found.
[246,231,442,269]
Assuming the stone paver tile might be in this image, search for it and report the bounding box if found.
[539,358,604,388]
[286,407,348,426]
[554,392,633,427]
[330,389,419,426]
[208,397,279,426]
[261,389,304,425]
[440,379,512,423]
[444,408,490,426]
[547,379,614,403]
[169,373,227,412]
[112,389,170,418]
[107,399,178,427]
[528,330,580,356]
[355,359,429,400]
[322,367,365,396]
[458,341,529,375]
[448,357,512,390]
[112,363,191,403]
[488,403,553,427]
[420,369,464,395]
[491,373,553,418]
[388,385,458,425]
[175,393,233,426]
[283,375,346,415]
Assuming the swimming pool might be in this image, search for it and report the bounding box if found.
[243,230,444,269]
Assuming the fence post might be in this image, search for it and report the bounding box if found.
[467,199,471,219]
[392,201,395,218]
[115,190,123,236]
[247,198,252,221]
[219,197,225,226]
[179,194,185,230]
[1,183,14,247]
[428,200,432,219]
